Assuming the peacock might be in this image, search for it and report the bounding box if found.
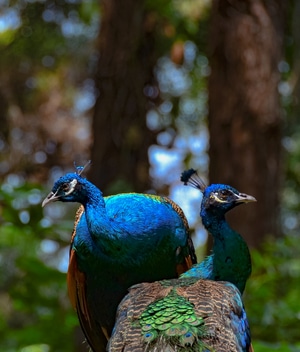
[107,169,256,351]
[180,169,256,294]
[108,275,253,351]
[42,163,197,352]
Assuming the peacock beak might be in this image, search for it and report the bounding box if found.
[42,191,60,207]
[235,193,256,204]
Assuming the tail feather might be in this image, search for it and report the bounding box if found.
[108,279,252,352]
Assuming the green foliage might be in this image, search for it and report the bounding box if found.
[0,181,77,351]
[0,0,99,178]
[253,341,300,352]
[244,236,300,350]
[1,0,99,67]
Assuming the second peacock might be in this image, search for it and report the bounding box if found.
[180,169,256,294]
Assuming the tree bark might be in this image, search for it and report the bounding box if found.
[208,0,286,248]
[89,0,158,193]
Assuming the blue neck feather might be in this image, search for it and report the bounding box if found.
[181,186,251,294]
[71,180,121,259]
[83,186,113,237]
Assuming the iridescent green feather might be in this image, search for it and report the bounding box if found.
[138,289,212,351]
[108,279,251,352]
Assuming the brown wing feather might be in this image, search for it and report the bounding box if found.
[109,279,253,352]
[163,197,190,231]
[179,280,250,351]
[175,251,194,276]
[68,205,85,310]
[163,197,197,271]
[68,205,108,351]
[107,282,173,352]
[70,206,84,247]
[67,250,90,323]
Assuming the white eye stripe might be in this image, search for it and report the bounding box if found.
[65,179,78,195]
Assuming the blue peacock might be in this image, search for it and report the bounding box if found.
[180,169,256,294]
[42,163,197,352]
[107,169,256,351]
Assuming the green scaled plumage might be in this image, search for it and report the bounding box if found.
[139,288,208,350]
[108,277,252,352]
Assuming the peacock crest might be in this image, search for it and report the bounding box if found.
[73,160,91,176]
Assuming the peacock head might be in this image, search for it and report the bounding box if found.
[181,168,256,215]
[42,161,91,207]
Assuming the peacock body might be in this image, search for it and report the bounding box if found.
[108,276,253,352]
[42,165,196,351]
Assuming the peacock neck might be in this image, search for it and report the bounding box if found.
[80,184,117,247]
[201,209,251,294]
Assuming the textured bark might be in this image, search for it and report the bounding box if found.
[88,0,158,193]
[208,0,286,248]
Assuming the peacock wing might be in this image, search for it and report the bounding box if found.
[162,196,197,271]
[107,281,174,352]
[104,193,197,276]
[68,206,108,351]
[68,206,85,310]
[108,278,213,351]
[181,280,253,352]
[108,279,253,352]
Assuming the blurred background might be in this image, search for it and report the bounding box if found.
[0,0,299,351]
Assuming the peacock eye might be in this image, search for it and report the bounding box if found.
[61,183,70,192]
[218,189,231,199]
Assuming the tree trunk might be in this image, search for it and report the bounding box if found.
[208,0,286,248]
[88,0,158,193]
